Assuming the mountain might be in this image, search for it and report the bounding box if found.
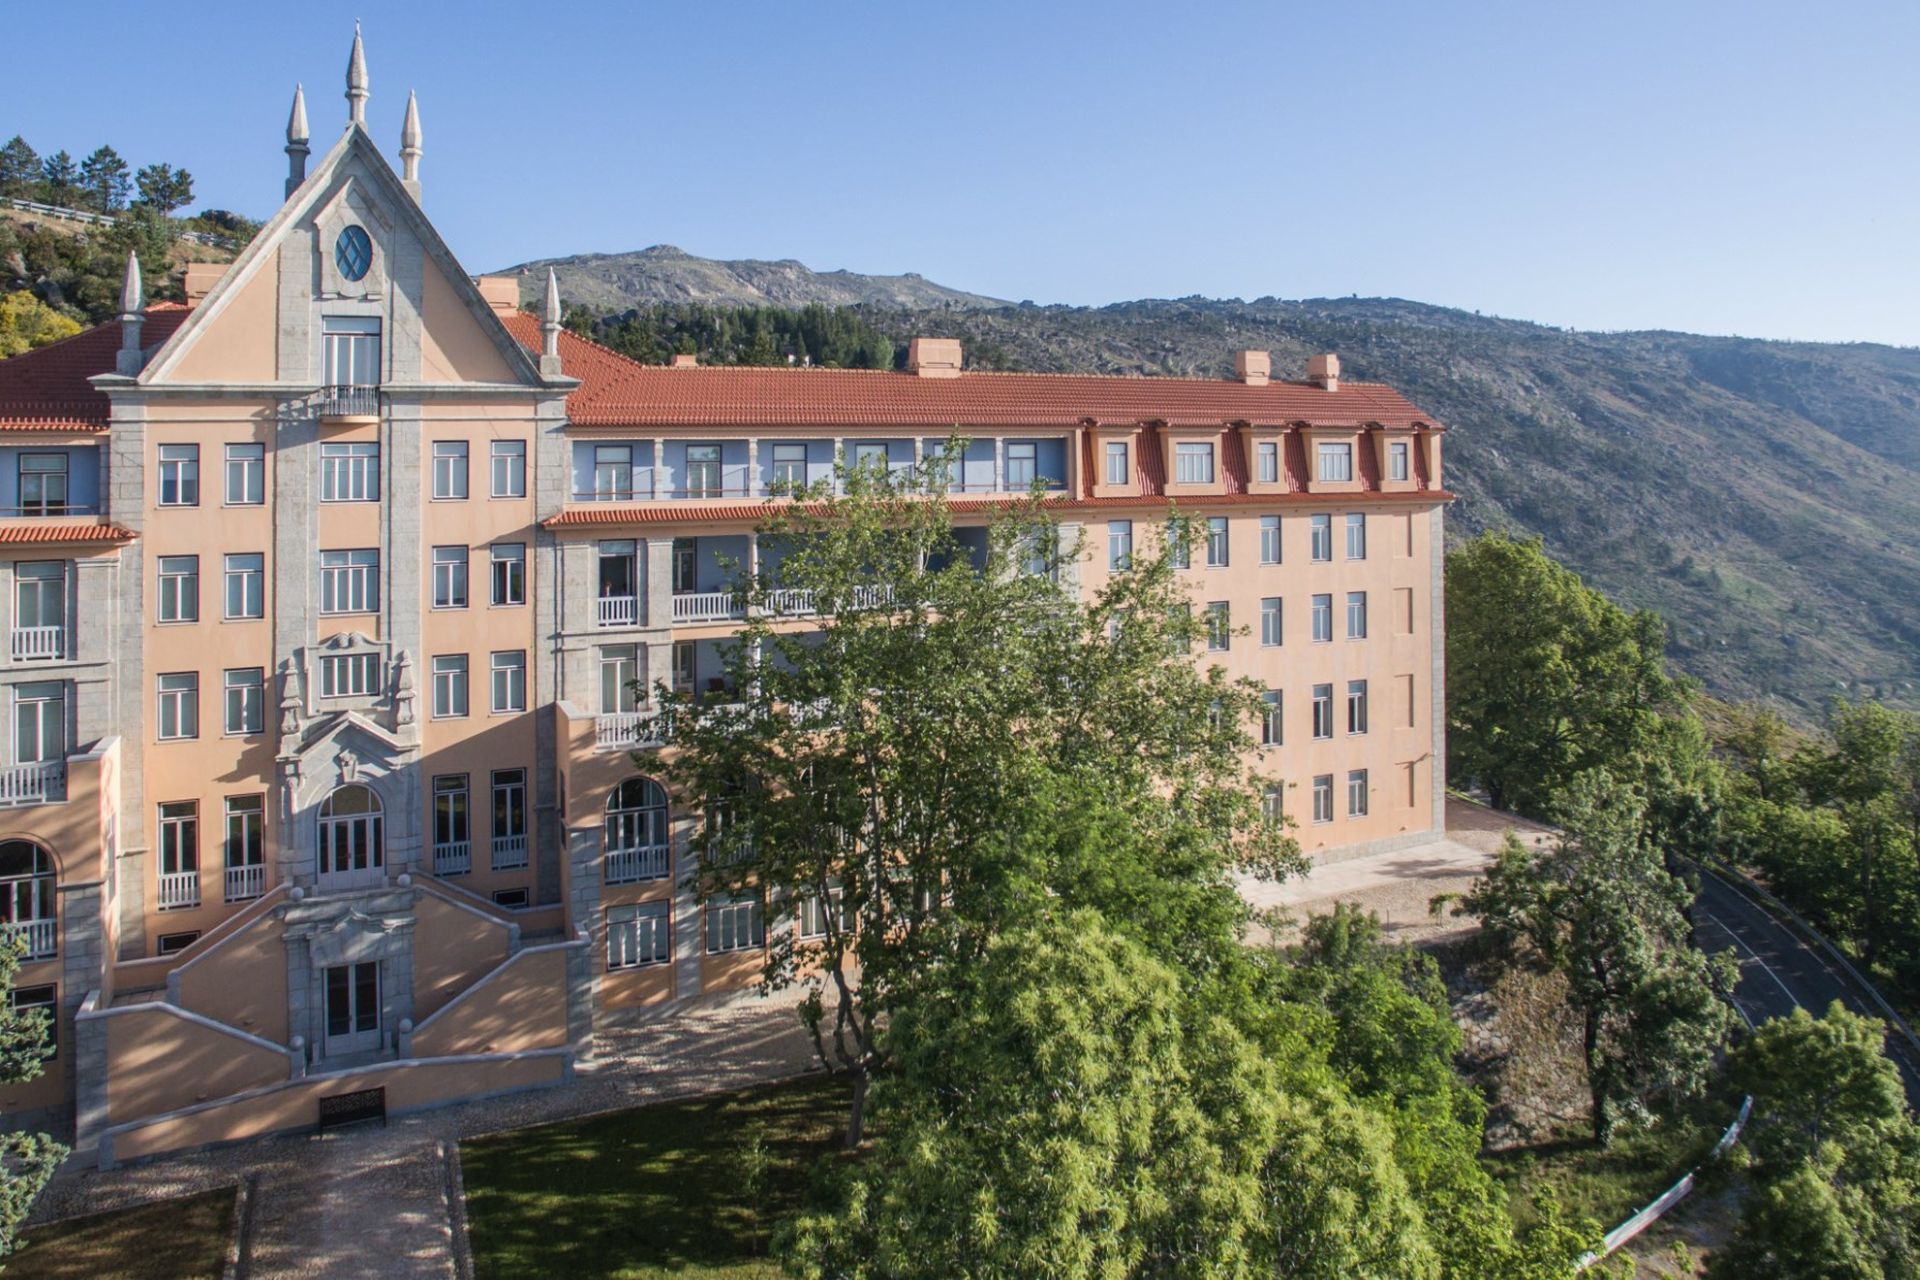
[518,246,1920,718]
[495,244,1006,312]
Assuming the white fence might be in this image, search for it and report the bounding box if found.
[3,197,239,248]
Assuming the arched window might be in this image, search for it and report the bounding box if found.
[318,784,384,886]
[604,777,669,884]
[0,841,56,960]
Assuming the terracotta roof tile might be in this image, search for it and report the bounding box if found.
[0,521,135,545]
[0,306,193,429]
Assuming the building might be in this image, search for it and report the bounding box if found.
[0,35,1450,1165]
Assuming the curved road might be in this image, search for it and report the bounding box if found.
[1692,869,1920,1106]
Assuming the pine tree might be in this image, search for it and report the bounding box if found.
[0,137,38,199]
[39,151,77,206]
[133,163,194,216]
[77,146,131,212]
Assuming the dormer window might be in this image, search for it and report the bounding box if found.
[1104,441,1129,486]
[1389,441,1410,482]
[1317,442,1353,483]
[1175,441,1215,485]
[334,226,373,282]
[1256,441,1279,485]
[1006,442,1036,488]
[18,454,67,517]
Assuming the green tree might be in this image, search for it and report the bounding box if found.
[1728,1002,1907,1174]
[1446,531,1685,815]
[0,936,65,1264]
[133,163,193,216]
[76,146,130,212]
[0,138,38,199]
[0,292,82,358]
[38,152,76,207]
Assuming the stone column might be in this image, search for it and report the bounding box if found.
[645,539,673,635]
[106,404,148,960]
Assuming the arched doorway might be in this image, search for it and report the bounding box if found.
[0,841,55,960]
[317,784,384,891]
[604,777,669,884]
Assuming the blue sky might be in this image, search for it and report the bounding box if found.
[8,1,1917,344]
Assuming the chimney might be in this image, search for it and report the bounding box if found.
[669,353,699,368]
[1234,350,1270,386]
[1307,353,1340,391]
[183,263,226,305]
[906,336,962,378]
[475,276,520,314]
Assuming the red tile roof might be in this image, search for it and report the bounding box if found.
[499,312,1441,431]
[0,305,193,429]
[0,521,135,545]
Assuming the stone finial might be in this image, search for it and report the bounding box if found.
[540,268,564,376]
[399,90,422,199]
[286,84,311,197]
[115,251,145,377]
[346,23,369,126]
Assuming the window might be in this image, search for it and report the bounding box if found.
[493,888,530,909]
[1257,440,1279,484]
[431,441,468,499]
[14,563,62,645]
[1205,517,1229,567]
[158,444,199,507]
[1311,593,1332,643]
[431,655,468,718]
[319,441,380,503]
[1347,679,1369,735]
[1260,597,1282,647]
[156,932,199,956]
[1347,591,1368,639]
[14,683,64,765]
[1005,441,1036,488]
[1259,515,1281,565]
[770,443,807,491]
[798,892,851,940]
[319,652,380,698]
[1205,602,1229,652]
[223,667,264,735]
[225,443,264,505]
[322,315,379,384]
[157,673,197,740]
[431,546,468,610]
[1261,691,1282,746]
[18,453,67,516]
[224,553,264,620]
[319,550,379,615]
[608,902,671,969]
[1311,684,1333,740]
[685,444,723,498]
[1317,441,1353,482]
[1348,769,1370,817]
[1107,520,1132,571]
[1105,440,1128,485]
[490,440,527,498]
[224,796,264,901]
[492,769,528,868]
[10,985,53,1058]
[706,894,765,954]
[1174,441,1214,484]
[333,228,373,282]
[490,543,526,606]
[159,799,199,876]
[593,445,634,499]
[1310,514,1332,562]
[600,646,640,714]
[1345,513,1367,560]
[491,651,527,713]
[433,775,469,864]
[1389,441,1410,482]
[853,442,889,471]
[156,556,198,623]
[1262,785,1285,824]
[1165,521,1191,570]
[1312,775,1334,824]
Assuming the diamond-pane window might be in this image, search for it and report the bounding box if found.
[335,226,373,281]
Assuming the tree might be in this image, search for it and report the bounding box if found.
[0,936,65,1264]
[133,163,193,216]
[1446,531,1686,815]
[0,292,82,358]
[652,449,1297,1144]
[76,146,130,213]
[38,152,76,207]
[0,138,38,199]
[1729,1001,1907,1173]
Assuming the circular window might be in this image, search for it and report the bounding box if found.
[334,225,373,281]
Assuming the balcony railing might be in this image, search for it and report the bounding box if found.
[672,591,745,624]
[492,833,529,870]
[596,710,668,751]
[158,869,200,910]
[605,843,670,885]
[316,385,381,420]
[0,505,100,520]
[10,626,64,662]
[5,918,55,961]
[596,595,638,628]
[224,862,266,903]
[433,840,471,876]
[0,761,64,808]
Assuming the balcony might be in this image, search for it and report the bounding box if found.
[158,870,200,911]
[0,761,64,808]
[492,834,529,871]
[316,385,381,424]
[596,595,638,629]
[5,918,55,961]
[224,863,266,903]
[672,591,745,625]
[433,841,471,876]
[605,843,670,885]
[596,710,668,751]
[10,626,64,662]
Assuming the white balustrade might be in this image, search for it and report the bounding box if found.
[604,843,670,885]
[766,588,815,616]
[10,626,63,661]
[224,863,266,903]
[492,834,530,870]
[0,761,64,808]
[317,385,380,418]
[433,841,471,876]
[672,591,745,624]
[5,918,55,960]
[158,870,200,910]
[596,711,667,751]
[597,595,638,628]
[851,583,895,610]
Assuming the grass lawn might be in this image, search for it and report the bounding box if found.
[462,1072,851,1280]
[5,1186,235,1280]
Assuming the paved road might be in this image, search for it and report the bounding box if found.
[1692,869,1920,1106]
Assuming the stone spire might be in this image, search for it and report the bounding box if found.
[345,23,369,126]
[285,84,311,197]
[399,90,422,200]
[115,251,145,377]
[539,268,564,376]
